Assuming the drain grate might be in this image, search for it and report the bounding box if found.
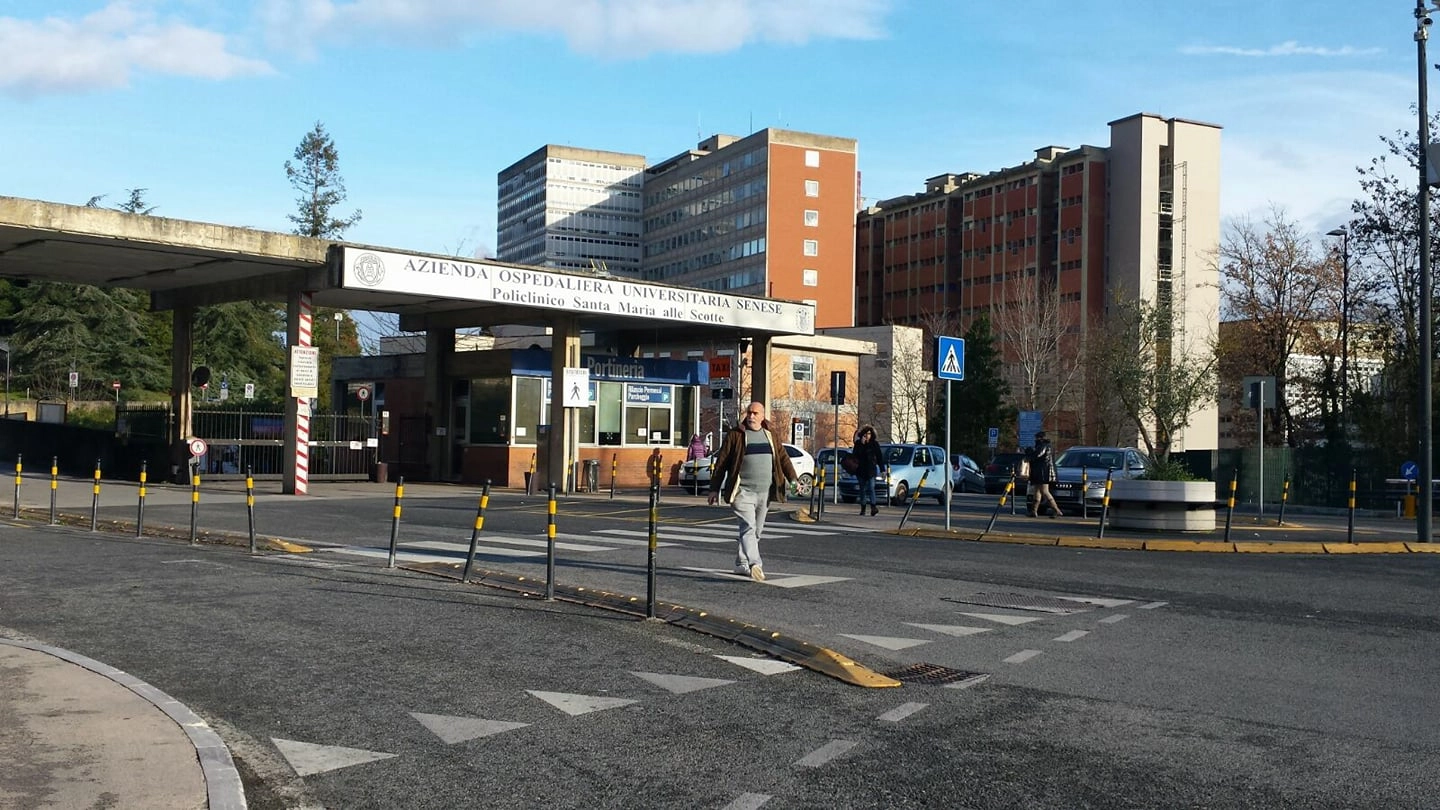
[941,592,1094,614]
[882,662,987,686]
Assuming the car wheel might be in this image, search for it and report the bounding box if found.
[891,481,909,506]
[795,473,813,496]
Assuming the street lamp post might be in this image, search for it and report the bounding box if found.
[1416,0,1436,543]
[1327,227,1350,441]
[0,341,9,418]
[333,311,343,342]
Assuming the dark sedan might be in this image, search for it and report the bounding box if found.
[983,452,1030,495]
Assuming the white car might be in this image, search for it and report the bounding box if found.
[680,443,815,496]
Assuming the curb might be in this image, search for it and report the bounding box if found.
[892,525,1438,553]
[402,561,903,688]
[0,638,247,810]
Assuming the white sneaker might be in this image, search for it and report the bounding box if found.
[749,565,766,582]
[733,564,751,576]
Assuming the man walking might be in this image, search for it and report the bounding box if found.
[707,401,798,582]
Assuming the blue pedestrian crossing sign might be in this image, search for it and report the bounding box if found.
[936,336,965,381]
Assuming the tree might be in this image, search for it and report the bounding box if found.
[1217,205,1330,447]
[285,121,362,239]
[990,278,1084,434]
[1087,296,1217,466]
[943,315,1013,458]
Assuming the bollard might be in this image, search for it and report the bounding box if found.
[1096,469,1115,539]
[648,454,662,504]
[1222,468,1238,542]
[1277,475,1290,526]
[896,470,929,530]
[462,480,491,583]
[91,458,102,533]
[1009,472,1018,516]
[646,481,659,619]
[610,453,618,500]
[188,460,200,545]
[545,483,557,600]
[387,476,404,568]
[246,465,256,555]
[809,465,821,520]
[816,465,826,519]
[48,456,57,526]
[137,461,148,537]
[526,453,536,497]
[1080,470,1089,520]
[1346,468,1357,542]
[13,453,21,518]
[982,479,1014,535]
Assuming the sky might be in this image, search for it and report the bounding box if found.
[0,0,1420,263]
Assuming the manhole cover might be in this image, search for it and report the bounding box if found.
[941,592,1094,614]
[882,662,987,686]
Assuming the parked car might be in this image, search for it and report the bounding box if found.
[813,446,852,488]
[679,442,815,496]
[951,453,986,493]
[1050,446,1153,508]
[983,452,1030,495]
[839,443,950,506]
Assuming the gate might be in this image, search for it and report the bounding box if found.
[117,404,375,481]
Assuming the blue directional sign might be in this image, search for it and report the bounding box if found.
[936,336,965,381]
[1402,461,1419,481]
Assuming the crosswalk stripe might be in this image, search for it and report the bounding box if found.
[552,531,677,548]
[598,529,732,544]
[412,537,615,553]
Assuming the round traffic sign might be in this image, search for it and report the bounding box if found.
[188,438,208,457]
[111,380,121,390]
[357,386,371,401]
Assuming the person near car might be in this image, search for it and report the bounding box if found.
[851,425,886,516]
[707,401,797,582]
[686,433,707,463]
[1028,431,1062,518]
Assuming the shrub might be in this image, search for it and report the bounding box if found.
[1141,460,1200,482]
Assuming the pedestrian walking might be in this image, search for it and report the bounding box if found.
[686,433,707,462]
[707,401,798,582]
[1028,431,1062,518]
[851,425,886,516]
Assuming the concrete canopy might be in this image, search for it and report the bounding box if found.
[0,195,814,344]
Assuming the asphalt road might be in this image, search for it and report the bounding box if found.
[2,481,1438,808]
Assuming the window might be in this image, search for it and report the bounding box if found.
[803,239,818,256]
[791,356,815,383]
[802,268,819,286]
[804,209,819,227]
[805,149,820,168]
[804,179,820,197]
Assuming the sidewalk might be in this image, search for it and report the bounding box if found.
[0,638,245,810]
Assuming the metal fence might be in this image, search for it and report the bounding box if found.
[117,404,374,481]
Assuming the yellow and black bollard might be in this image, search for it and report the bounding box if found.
[1009,472,1018,515]
[1277,475,1290,526]
[1080,469,1089,519]
[815,465,826,519]
[647,480,659,619]
[897,470,929,530]
[387,476,405,568]
[91,458,102,533]
[187,460,200,545]
[526,453,536,496]
[983,478,1015,535]
[1346,468,1357,542]
[545,482,557,600]
[48,456,58,526]
[1097,469,1115,538]
[462,480,491,583]
[610,453,618,499]
[13,452,21,518]
[246,465,257,555]
[136,461,148,537]
[1222,468,1238,542]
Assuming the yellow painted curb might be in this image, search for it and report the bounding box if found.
[265,539,313,553]
[806,647,902,688]
[976,534,1059,546]
[1232,542,1328,554]
[1407,543,1440,552]
[1145,540,1235,552]
[1322,542,1411,554]
[1058,537,1146,551]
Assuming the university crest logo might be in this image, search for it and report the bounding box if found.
[352,252,385,286]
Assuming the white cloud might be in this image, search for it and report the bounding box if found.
[0,2,273,97]
[257,0,889,57]
[1180,40,1383,58]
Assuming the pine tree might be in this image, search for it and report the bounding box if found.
[285,122,362,239]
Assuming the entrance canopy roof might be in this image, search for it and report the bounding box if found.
[0,195,814,342]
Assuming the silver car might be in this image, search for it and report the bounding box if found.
[1049,446,1153,508]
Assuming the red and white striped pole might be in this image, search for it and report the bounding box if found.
[294,292,313,495]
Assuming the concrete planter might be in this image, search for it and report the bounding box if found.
[1108,480,1217,532]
